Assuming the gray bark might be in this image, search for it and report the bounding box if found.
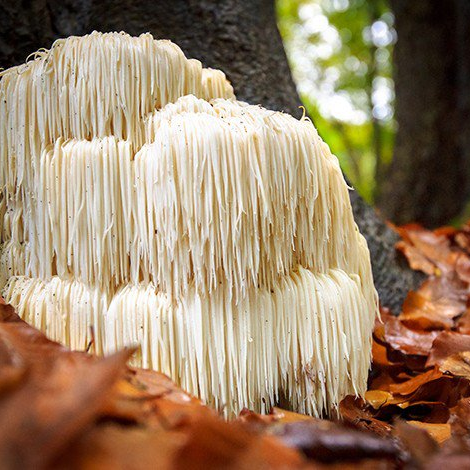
[0,0,422,312]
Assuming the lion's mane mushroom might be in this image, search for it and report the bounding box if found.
[0,32,378,417]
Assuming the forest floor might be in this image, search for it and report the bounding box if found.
[2,224,470,469]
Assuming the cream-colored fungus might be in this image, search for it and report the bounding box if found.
[0,31,377,416]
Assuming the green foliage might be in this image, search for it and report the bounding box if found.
[276,0,395,203]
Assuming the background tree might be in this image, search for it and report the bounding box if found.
[378,0,470,227]
[0,0,421,311]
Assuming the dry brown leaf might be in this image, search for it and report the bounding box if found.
[102,367,211,429]
[339,396,392,436]
[401,289,463,330]
[393,420,438,466]
[406,421,451,444]
[425,453,470,470]
[426,331,470,367]
[274,420,399,464]
[388,368,444,396]
[424,433,470,470]
[456,254,470,283]
[173,415,306,470]
[449,397,470,439]
[396,239,436,275]
[364,390,395,409]
[369,371,403,392]
[396,225,464,275]
[441,352,470,380]
[53,424,187,470]
[455,231,470,253]
[384,316,439,356]
[456,308,470,334]
[0,346,130,469]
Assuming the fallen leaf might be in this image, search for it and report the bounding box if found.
[427,332,470,367]
[173,415,305,470]
[274,420,399,463]
[424,436,470,470]
[426,453,470,470]
[456,308,470,334]
[456,254,470,283]
[406,421,451,444]
[384,316,439,356]
[388,368,461,401]
[396,240,436,275]
[339,396,392,436]
[455,231,470,253]
[400,277,467,330]
[441,352,470,380]
[393,420,438,466]
[53,423,187,470]
[449,397,470,438]
[0,347,130,469]
[395,225,458,275]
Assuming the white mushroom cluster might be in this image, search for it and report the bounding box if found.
[0,32,378,416]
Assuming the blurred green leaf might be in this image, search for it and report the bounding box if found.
[276,0,395,203]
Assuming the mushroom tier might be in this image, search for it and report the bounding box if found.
[0,96,375,302]
[0,32,234,198]
[3,266,373,417]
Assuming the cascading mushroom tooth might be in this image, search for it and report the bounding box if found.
[0,31,378,418]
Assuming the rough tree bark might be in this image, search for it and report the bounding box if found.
[379,0,470,227]
[0,0,422,312]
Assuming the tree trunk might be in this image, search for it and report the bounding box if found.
[379,0,470,227]
[0,0,422,312]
